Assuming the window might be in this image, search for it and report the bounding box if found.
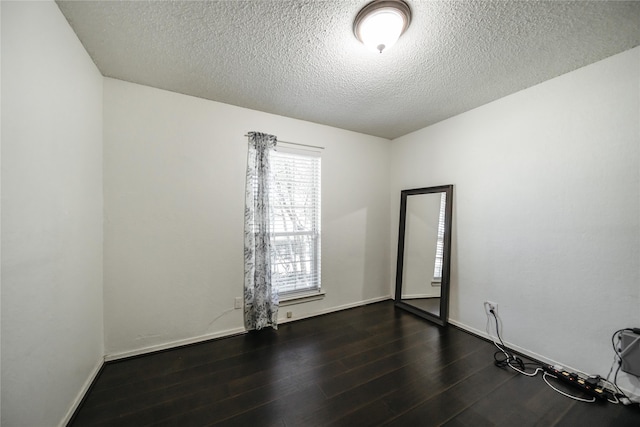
[432,192,446,281]
[270,147,321,296]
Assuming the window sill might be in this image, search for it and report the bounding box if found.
[280,290,326,306]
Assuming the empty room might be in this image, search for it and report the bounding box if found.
[2,0,640,426]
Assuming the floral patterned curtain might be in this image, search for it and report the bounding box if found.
[244,132,279,330]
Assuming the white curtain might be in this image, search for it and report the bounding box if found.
[244,132,279,330]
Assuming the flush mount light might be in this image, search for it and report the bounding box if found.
[353,0,411,53]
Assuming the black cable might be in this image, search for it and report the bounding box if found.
[487,310,613,403]
[614,362,622,389]
[489,316,639,404]
[493,311,507,349]
[491,309,511,368]
[493,350,510,367]
[490,310,532,372]
[608,328,637,403]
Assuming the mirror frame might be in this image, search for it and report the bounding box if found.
[394,185,453,326]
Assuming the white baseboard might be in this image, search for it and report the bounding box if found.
[104,326,247,362]
[278,295,392,325]
[448,318,640,402]
[105,295,393,361]
[59,357,104,427]
[59,297,392,425]
[448,318,557,364]
[64,301,637,425]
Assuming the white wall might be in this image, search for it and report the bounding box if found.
[391,47,640,397]
[103,78,390,357]
[1,1,104,426]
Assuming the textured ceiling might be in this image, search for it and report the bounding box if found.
[56,0,640,139]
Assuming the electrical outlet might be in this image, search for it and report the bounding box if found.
[234,297,242,309]
[484,301,498,315]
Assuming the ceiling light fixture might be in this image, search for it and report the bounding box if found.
[353,0,412,54]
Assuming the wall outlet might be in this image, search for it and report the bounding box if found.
[484,301,498,315]
[234,297,242,309]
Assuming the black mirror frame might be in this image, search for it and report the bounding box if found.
[394,185,453,326]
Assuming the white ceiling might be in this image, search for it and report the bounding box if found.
[56,0,640,140]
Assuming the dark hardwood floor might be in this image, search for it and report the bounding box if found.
[70,301,640,426]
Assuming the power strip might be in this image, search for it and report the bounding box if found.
[543,365,613,401]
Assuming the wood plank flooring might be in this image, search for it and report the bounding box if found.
[69,301,640,426]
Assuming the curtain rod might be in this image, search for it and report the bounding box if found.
[244,134,325,150]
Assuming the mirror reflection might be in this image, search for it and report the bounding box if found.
[395,185,453,326]
[401,192,445,317]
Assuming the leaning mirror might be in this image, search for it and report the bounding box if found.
[395,185,453,326]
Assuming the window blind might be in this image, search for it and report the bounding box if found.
[433,192,446,279]
[270,147,321,295]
